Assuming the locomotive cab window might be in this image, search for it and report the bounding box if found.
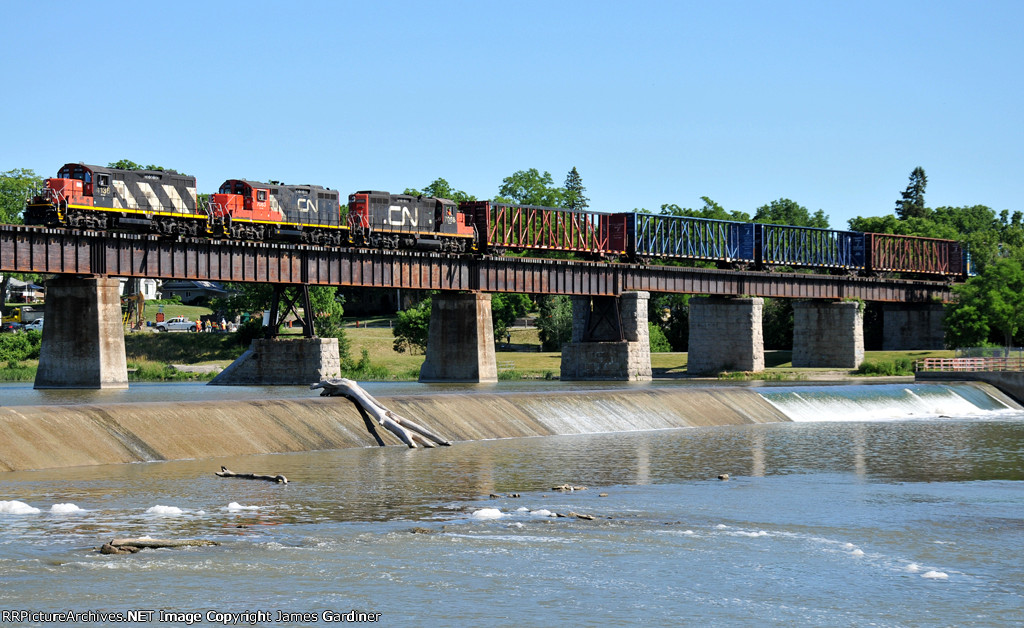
[257,190,267,202]
[96,174,110,187]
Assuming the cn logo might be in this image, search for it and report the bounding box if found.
[297,198,318,213]
[388,205,418,226]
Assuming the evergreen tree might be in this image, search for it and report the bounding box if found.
[563,167,589,211]
[895,167,928,220]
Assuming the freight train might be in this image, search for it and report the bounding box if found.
[24,162,971,281]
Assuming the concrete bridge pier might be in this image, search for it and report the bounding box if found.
[883,303,946,350]
[35,276,128,389]
[561,291,652,381]
[419,292,497,382]
[792,300,865,368]
[209,338,341,385]
[687,297,764,375]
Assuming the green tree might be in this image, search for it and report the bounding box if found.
[308,286,350,358]
[0,168,40,223]
[648,322,671,352]
[393,297,432,354]
[209,283,273,320]
[1,168,43,317]
[563,167,589,211]
[847,214,900,233]
[895,166,928,220]
[491,293,532,340]
[496,169,565,207]
[535,294,573,351]
[404,178,476,203]
[656,294,691,351]
[659,197,750,222]
[754,198,829,228]
[108,159,165,171]
[948,258,1024,348]
[943,303,990,348]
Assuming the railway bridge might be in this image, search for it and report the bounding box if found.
[0,225,954,388]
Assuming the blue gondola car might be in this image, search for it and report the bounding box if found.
[755,224,865,270]
[611,213,756,264]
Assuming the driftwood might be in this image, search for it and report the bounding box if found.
[215,466,288,484]
[101,537,220,554]
[311,378,451,449]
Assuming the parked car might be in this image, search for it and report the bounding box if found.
[0,321,22,333]
[155,316,198,332]
[23,319,44,332]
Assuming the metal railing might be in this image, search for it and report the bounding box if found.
[915,357,1024,372]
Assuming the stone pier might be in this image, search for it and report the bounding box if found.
[792,300,865,368]
[209,338,341,385]
[687,297,764,375]
[883,303,946,350]
[419,292,497,382]
[561,291,652,381]
[35,276,128,389]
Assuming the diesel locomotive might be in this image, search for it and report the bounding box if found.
[23,161,971,281]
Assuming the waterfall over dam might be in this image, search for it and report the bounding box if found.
[0,383,1017,472]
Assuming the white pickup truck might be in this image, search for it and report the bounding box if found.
[156,316,198,332]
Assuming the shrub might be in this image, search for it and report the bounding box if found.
[649,322,671,352]
[0,332,39,363]
[855,358,914,376]
[341,349,390,380]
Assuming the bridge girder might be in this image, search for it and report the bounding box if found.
[0,225,953,303]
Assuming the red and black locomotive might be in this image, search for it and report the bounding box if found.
[347,191,475,253]
[210,180,344,245]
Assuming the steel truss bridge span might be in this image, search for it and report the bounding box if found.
[0,224,952,302]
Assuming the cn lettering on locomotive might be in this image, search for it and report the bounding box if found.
[387,204,419,228]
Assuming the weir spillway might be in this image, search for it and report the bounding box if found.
[0,383,1017,472]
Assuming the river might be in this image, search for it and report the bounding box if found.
[1,381,1022,626]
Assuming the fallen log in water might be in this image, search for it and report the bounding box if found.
[101,537,220,554]
[215,466,288,484]
[310,378,452,449]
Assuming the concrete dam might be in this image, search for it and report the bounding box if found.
[0,383,1017,472]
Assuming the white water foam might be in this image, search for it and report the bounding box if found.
[470,508,504,520]
[759,384,1016,423]
[0,500,41,515]
[49,503,85,514]
[226,502,260,511]
[145,505,184,515]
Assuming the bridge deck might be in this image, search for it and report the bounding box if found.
[0,224,953,301]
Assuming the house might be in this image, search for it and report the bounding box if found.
[159,280,229,305]
[118,278,161,301]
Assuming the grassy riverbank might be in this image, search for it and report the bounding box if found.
[0,318,956,383]
[0,310,956,382]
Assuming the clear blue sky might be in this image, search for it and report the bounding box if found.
[3,0,1020,228]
